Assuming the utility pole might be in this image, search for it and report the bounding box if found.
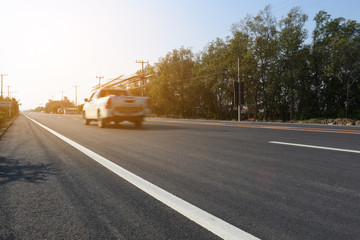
[60,90,64,100]
[237,58,241,122]
[9,91,16,99]
[73,85,79,106]
[1,73,8,98]
[136,60,149,95]
[96,75,104,89]
[6,85,11,98]
[136,60,149,75]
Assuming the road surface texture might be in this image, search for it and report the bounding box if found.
[1,112,359,239]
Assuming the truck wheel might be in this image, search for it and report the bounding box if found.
[83,112,90,125]
[134,117,143,128]
[98,112,107,128]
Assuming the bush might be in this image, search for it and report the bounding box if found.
[0,98,19,127]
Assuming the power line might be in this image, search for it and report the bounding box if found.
[181,1,307,50]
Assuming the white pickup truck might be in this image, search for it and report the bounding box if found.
[83,88,151,128]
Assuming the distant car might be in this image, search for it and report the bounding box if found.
[83,88,151,128]
[64,108,78,114]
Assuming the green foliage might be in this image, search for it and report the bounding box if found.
[196,38,234,119]
[33,106,45,112]
[148,47,196,118]
[45,96,75,114]
[77,104,84,113]
[0,97,20,127]
[145,6,360,121]
[310,11,360,119]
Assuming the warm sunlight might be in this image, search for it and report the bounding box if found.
[1,1,360,240]
[2,0,358,110]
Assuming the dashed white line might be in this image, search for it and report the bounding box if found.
[24,115,259,240]
[269,141,360,154]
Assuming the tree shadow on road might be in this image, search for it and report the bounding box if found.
[0,157,58,185]
[88,122,185,131]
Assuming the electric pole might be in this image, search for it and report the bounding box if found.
[237,58,241,122]
[6,85,11,98]
[9,91,16,99]
[73,85,79,106]
[60,90,64,100]
[96,76,104,89]
[1,73,8,98]
[136,60,149,75]
[136,60,149,95]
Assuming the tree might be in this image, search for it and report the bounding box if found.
[196,38,234,119]
[143,7,360,121]
[311,11,360,118]
[0,97,19,127]
[244,5,279,120]
[278,7,308,120]
[149,47,196,118]
[230,28,258,119]
[45,96,75,114]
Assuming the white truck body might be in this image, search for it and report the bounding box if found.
[83,88,151,127]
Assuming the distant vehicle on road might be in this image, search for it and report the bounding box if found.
[64,108,78,114]
[83,88,151,128]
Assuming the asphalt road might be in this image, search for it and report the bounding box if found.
[1,112,360,239]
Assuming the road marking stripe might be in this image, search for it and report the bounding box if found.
[269,141,360,154]
[24,115,259,240]
[148,119,360,135]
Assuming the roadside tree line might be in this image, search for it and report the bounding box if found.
[136,7,360,121]
[0,97,19,127]
[33,96,79,114]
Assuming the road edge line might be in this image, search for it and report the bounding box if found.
[269,141,360,154]
[24,114,259,240]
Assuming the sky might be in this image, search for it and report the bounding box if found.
[1,0,360,110]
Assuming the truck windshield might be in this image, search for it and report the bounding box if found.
[98,90,128,98]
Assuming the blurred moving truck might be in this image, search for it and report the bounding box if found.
[83,88,151,128]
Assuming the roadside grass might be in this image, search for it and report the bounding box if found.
[149,113,360,126]
[301,118,328,124]
[0,114,9,128]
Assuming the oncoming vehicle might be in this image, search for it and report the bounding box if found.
[83,88,151,128]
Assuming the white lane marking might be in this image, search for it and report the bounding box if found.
[269,141,360,154]
[24,115,259,240]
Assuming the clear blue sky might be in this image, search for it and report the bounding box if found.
[1,0,359,110]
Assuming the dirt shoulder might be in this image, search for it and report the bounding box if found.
[0,117,17,139]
